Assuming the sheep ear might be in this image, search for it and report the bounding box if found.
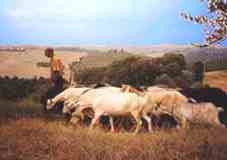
[189,98,197,103]
[217,107,224,112]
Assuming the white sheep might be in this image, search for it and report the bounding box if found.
[176,102,225,128]
[71,86,157,133]
[68,87,121,131]
[46,87,91,110]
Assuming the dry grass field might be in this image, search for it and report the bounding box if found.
[0,100,227,160]
[0,48,86,79]
[205,70,227,92]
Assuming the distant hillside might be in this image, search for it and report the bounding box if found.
[184,47,227,64]
[54,47,105,54]
[184,47,227,71]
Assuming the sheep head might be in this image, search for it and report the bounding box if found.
[46,99,54,110]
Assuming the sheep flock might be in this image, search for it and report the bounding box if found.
[46,84,225,134]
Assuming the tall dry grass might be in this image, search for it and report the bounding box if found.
[0,99,227,160]
[1,118,227,160]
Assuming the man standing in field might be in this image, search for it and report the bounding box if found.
[44,48,65,112]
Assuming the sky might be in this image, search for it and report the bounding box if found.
[0,0,221,45]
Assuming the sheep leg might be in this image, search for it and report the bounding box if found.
[70,107,85,125]
[142,112,153,132]
[180,117,188,129]
[109,116,115,132]
[63,102,72,114]
[70,117,80,125]
[215,117,225,128]
[89,112,102,131]
[131,111,142,134]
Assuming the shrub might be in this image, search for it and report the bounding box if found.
[161,53,186,69]
[73,56,162,87]
[182,70,194,84]
[205,58,227,72]
[0,76,50,101]
[72,54,188,88]
[154,74,177,88]
[192,61,205,82]
[160,62,182,77]
[191,82,211,89]
[36,62,50,68]
[104,57,161,87]
[174,76,191,89]
[74,67,107,85]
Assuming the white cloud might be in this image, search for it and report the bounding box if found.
[2,0,181,44]
[5,0,166,21]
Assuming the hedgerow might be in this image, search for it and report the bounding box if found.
[73,54,190,88]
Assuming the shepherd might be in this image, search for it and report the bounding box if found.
[44,48,65,112]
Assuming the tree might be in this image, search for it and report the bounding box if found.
[192,61,205,82]
[160,53,186,69]
[181,0,227,45]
